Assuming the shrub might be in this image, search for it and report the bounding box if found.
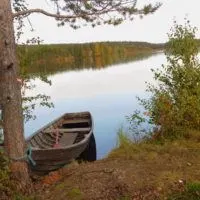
[132,20,200,139]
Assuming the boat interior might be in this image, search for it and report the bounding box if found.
[28,112,92,149]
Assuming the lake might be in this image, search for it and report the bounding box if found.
[25,52,166,159]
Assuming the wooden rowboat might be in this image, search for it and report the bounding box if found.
[26,111,96,174]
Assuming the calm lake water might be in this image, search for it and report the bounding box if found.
[25,53,166,159]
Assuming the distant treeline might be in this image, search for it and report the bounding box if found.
[18,41,164,76]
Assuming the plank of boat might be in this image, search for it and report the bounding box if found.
[32,141,89,160]
[32,135,52,149]
[43,127,91,133]
[43,132,62,142]
[41,133,57,144]
[62,119,90,124]
[31,163,68,172]
[59,132,78,146]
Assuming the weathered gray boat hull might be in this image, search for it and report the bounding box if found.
[26,111,96,174]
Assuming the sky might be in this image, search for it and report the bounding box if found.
[19,0,200,44]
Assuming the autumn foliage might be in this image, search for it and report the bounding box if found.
[139,20,200,139]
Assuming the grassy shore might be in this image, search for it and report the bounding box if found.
[1,129,200,199]
[27,129,199,200]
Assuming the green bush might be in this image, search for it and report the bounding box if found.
[134,20,200,139]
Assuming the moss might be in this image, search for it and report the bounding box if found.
[67,188,83,200]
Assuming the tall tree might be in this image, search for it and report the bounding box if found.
[0,0,161,187]
[0,0,30,187]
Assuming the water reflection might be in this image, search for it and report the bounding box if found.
[25,53,166,158]
[20,42,163,77]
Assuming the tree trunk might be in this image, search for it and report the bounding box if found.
[0,0,30,189]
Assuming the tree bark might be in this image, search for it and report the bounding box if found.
[0,0,30,189]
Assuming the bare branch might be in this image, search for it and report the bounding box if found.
[13,7,127,19]
[13,8,83,19]
[12,4,158,19]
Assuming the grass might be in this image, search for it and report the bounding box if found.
[67,188,83,200]
[2,129,200,199]
[168,182,200,200]
[108,129,200,198]
[118,196,131,200]
[14,194,36,200]
[110,129,200,159]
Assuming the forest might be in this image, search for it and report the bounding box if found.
[18,41,164,76]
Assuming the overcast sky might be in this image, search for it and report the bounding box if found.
[19,0,200,44]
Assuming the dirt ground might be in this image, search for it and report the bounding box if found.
[35,141,200,200]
